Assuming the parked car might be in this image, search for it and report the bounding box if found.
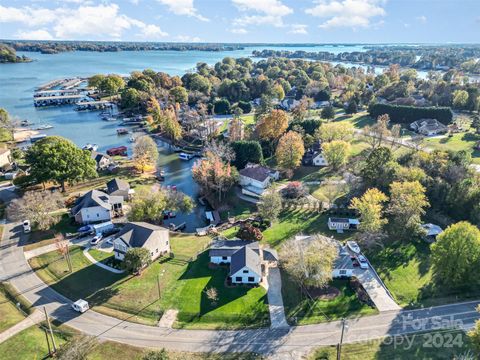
[71,299,89,313]
[22,220,31,233]
[90,234,103,246]
[357,255,369,269]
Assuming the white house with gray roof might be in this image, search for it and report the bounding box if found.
[113,222,170,261]
[239,163,279,198]
[208,239,278,284]
[71,189,123,224]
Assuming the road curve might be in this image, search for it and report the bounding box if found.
[0,187,478,358]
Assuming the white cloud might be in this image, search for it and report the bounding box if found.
[289,24,308,34]
[232,0,293,28]
[175,35,201,42]
[416,15,427,23]
[156,0,209,21]
[306,0,386,29]
[230,28,248,34]
[15,29,53,40]
[0,4,168,40]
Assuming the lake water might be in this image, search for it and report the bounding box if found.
[0,44,371,230]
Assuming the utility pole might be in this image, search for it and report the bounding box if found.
[43,328,51,357]
[337,318,347,360]
[44,307,57,354]
[157,273,161,300]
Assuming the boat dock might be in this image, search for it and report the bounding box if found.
[34,89,81,98]
[63,78,84,89]
[75,101,112,111]
[34,94,85,107]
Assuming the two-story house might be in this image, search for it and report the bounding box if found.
[238,163,279,198]
[71,189,123,224]
[112,222,170,261]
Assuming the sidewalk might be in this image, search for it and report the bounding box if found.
[82,248,124,274]
[0,309,43,343]
[24,236,91,260]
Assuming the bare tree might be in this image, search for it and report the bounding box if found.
[205,287,218,306]
[55,234,72,273]
[7,191,64,231]
[204,140,235,163]
[363,114,392,149]
[56,335,98,360]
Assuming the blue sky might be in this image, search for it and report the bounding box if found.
[0,0,479,43]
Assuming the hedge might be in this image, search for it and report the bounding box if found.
[368,103,453,125]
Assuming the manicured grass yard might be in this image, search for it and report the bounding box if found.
[29,233,268,328]
[88,248,114,262]
[23,213,77,252]
[370,241,480,308]
[423,131,480,164]
[282,275,377,325]
[174,252,269,329]
[0,284,26,333]
[310,329,472,360]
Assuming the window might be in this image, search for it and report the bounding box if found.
[97,213,99,217]
[243,269,248,273]
[339,270,347,275]
[222,256,228,260]
[156,248,159,253]
[235,277,242,282]
[151,252,154,257]
[166,241,169,245]
[248,277,254,282]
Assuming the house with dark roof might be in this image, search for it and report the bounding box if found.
[239,163,279,198]
[208,239,278,284]
[410,119,448,136]
[113,222,170,261]
[71,189,123,224]
[90,151,112,171]
[106,178,132,201]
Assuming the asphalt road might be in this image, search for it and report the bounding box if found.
[0,186,479,358]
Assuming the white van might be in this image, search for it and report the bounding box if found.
[22,220,31,233]
[72,299,89,313]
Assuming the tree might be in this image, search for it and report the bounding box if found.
[452,89,469,109]
[88,74,106,89]
[205,287,219,306]
[281,181,307,199]
[25,136,97,192]
[363,114,392,150]
[432,222,480,288]
[345,100,358,114]
[237,101,252,114]
[99,74,125,96]
[192,151,239,203]
[275,131,305,175]
[128,186,193,223]
[315,122,354,143]
[169,86,188,103]
[237,223,263,241]
[0,108,14,140]
[255,109,289,144]
[123,248,152,274]
[350,188,388,233]
[321,140,351,170]
[468,306,480,355]
[230,140,263,169]
[56,335,98,360]
[321,105,335,120]
[280,234,338,288]
[257,189,282,224]
[388,181,429,237]
[213,98,231,115]
[133,136,159,173]
[360,147,398,190]
[228,117,244,142]
[120,88,141,109]
[7,191,64,230]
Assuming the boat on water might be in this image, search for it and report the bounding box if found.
[102,116,117,122]
[117,128,129,135]
[20,120,33,127]
[35,124,53,130]
[128,136,135,143]
[82,143,98,151]
[178,152,193,161]
[346,241,361,254]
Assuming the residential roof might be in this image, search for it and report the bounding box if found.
[209,240,259,258]
[239,165,275,182]
[329,217,359,225]
[71,189,121,215]
[230,245,262,276]
[422,223,443,237]
[91,151,111,163]
[107,178,130,194]
[115,222,168,248]
[262,248,278,262]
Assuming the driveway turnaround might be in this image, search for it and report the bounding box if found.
[2,220,480,358]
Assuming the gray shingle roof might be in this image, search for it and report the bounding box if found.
[230,245,261,276]
[208,240,259,258]
[71,189,114,215]
[107,178,130,194]
[239,165,274,182]
[116,222,168,248]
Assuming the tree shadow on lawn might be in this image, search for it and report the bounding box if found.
[368,240,431,281]
[177,252,269,328]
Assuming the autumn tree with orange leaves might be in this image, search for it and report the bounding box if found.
[192,151,239,204]
[255,109,289,154]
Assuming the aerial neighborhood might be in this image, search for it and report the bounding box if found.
[1,28,480,360]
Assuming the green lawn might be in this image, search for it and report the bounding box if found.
[423,131,480,164]
[23,213,77,251]
[282,275,377,325]
[310,329,472,360]
[174,252,270,329]
[88,248,114,262]
[29,233,268,328]
[370,241,480,308]
[0,284,26,333]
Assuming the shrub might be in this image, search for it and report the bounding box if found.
[237,223,263,241]
[368,103,453,124]
[281,181,308,199]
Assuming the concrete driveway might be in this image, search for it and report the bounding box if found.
[266,267,289,329]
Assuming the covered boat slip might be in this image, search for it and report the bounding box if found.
[76,100,113,111]
[33,94,85,106]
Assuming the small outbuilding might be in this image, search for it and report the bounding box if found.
[106,178,132,201]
